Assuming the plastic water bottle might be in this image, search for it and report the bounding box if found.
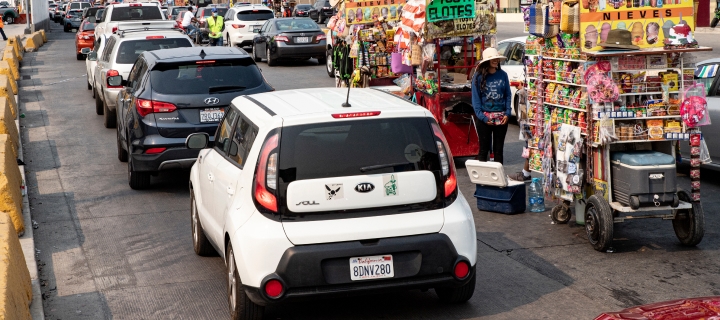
[528,178,545,212]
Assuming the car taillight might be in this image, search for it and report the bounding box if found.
[253,132,279,213]
[66,14,71,18]
[453,261,470,279]
[298,10,304,13]
[146,35,165,39]
[106,69,123,88]
[129,3,141,6]
[274,35,289,42]
[331,111,380,118]
[231,24,245,28]
[144,147,166,154]
[316,34,326,41]
[112,26,118,33]
[135,99,177,117]
[431,121,456,198]
[264,279,284,299]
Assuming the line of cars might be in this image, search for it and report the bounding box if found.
[72,4,479,319]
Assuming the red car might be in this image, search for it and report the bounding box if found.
[596,296,720,320]
[75,20,95,60]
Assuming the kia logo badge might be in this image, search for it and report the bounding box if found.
[355,182,374,193]
[204,97,220,105]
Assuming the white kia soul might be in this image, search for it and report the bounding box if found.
[186,88,477,319]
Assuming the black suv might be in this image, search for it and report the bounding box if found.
[116,47,273,189]
[308,0,334,24]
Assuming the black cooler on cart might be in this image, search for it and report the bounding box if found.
[610,151,679,209]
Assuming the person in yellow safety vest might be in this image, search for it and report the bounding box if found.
[206,8,224,46]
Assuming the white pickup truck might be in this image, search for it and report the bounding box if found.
[94,3,166,38]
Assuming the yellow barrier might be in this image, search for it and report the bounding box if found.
[22,36,39,53]
[0,66,17,96]
[0,134,21,235]
[6,38,22,62]
[0,99,17,151]
[0,211,32,320]
[0,76,16,117]
[38,29,47,43]
[14,36,24,56]
[2,52,19,82]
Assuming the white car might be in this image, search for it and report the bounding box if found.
[82,33,108,106]
[88,22,191,128]
[222,4,274,48]
[496,36,527,117]
[94,3,166,38]
[186,88,478,319]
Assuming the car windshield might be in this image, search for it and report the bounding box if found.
[95,9,103,18]
[81,21,95,30]
[278,118,440,183]
[171,7,189,14]
[296,4,311,9]
[50,4,57,8]
[202,8,228,16]
[275,19,318,31]
[236,10,273,20]
[110,6,163,20]
[150,59,264,94]
[84,7,100,16]
[115,38,192,64]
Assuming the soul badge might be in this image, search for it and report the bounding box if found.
[383,174,398,196]
[325,184,344,200]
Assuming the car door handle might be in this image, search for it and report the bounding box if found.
[226,186,234,195]
[208,173,214,182]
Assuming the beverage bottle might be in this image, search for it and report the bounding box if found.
[528,178,546,212]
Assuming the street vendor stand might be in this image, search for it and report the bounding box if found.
[522,0,710,251]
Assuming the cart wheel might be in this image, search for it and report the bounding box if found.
[551,203,571,224]
[672,190,704,246]
[585,195,614,252]
[629,196,640,210]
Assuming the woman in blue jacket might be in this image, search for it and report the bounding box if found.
[472,47,512,164]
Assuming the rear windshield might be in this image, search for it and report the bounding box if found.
[295,4,311,9]
[50,4,57,8]
[111,6,163,20]
[81,21,95,30]
[236,10,273,21]
[202,8,228,16]
[275,19,318,31]
[150,59,264,94]
[69,9,83,14]
[70,2,90,9]
[171,7,189,14]
[84,7,100,16]
[115,38,192,64]
[278,118,440,183]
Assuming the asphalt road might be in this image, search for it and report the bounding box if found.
[23,22,720,320]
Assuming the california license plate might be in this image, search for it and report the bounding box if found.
[349,255,394,281]
[200,108,224,123]
[295,36,310,43]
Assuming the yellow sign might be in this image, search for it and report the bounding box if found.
[345,0,406,25]
[580,0,694,51]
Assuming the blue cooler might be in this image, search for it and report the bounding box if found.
[466,160,526,214]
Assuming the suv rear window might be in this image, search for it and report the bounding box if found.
[202,8,228,16]
[115,38,192,64]
[236,10,273,21]
[111,7,163,20]
[278,118,440,183]
[150,59,264,94]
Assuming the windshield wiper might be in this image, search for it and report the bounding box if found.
[360,162,412,173]
[208,85,246,94]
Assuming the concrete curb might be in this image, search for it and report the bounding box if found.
[695,27,720,34]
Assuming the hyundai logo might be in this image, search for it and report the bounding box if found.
[355,182,375,193]
[204,97,220,105]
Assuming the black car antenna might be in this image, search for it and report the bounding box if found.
[342,80,351,108]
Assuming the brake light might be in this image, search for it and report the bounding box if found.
[331,111,381,118]
[144,147,166,154]
[196,60,216,64]
[135,99,177,117]
[274,35,288,42]
[129,3,141,6]
[231,24,245,28]
[145,35,165,39]
[66,14,71,18]
[112,26,118,33]
[316,34,326,41]
[431,122,457,197]
[254,133,279,213]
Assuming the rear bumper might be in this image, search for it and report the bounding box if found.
[76,41,93,53]
[66,20,82,27]
[241,233,473,306]
[275,42,325,59]
[130,146,200,172]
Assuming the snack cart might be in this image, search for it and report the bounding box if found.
[522,0,710,251]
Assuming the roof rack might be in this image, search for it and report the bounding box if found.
[115,27,182,38]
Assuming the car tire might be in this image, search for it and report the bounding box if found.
[434,270,476,303]
[672,189,705,246]
[712,17,719,28]
[266,47,276,66]
[95,90,104,115]
[317,54,326,65]
[87,79,92,90]
[116,127,128,162]
[227,243,264,320]
[4,15,13,24]
[252,45,261,62]
[76,53,84,60]
[325,49,334,78]
[103,100,117,128]
[64,24,69,32]
[191,192,215,256]
[127,158,151,190]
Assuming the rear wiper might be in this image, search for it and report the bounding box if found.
[360,162,412,173]
[208,85,246,94]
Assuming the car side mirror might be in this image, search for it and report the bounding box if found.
[88,51,97,61]
[186,132,209,149]
[80,47,91,54]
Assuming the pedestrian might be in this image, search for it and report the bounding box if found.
[206,7,224,46]
[471,47,511,165]
[182,6,198,37]
[0,16,7,41]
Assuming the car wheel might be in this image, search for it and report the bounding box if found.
[191,192,215,256]
[712,17,719,28]
[266,47,276,66]
[127,158,151,190]
[252,45,261,62]
[76,53,84,60]
[318,16,325,24]
[4,15,13,24]
[317,54,326,65]
[64,24,69,32]
[95,90,104,115]
[434,269,476,303]
[227,243,264,320]
[116,127,128,162]
[87,78,92,90]
[672,189,705,246]
[103,100,116,128]
[325,49,334,78]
